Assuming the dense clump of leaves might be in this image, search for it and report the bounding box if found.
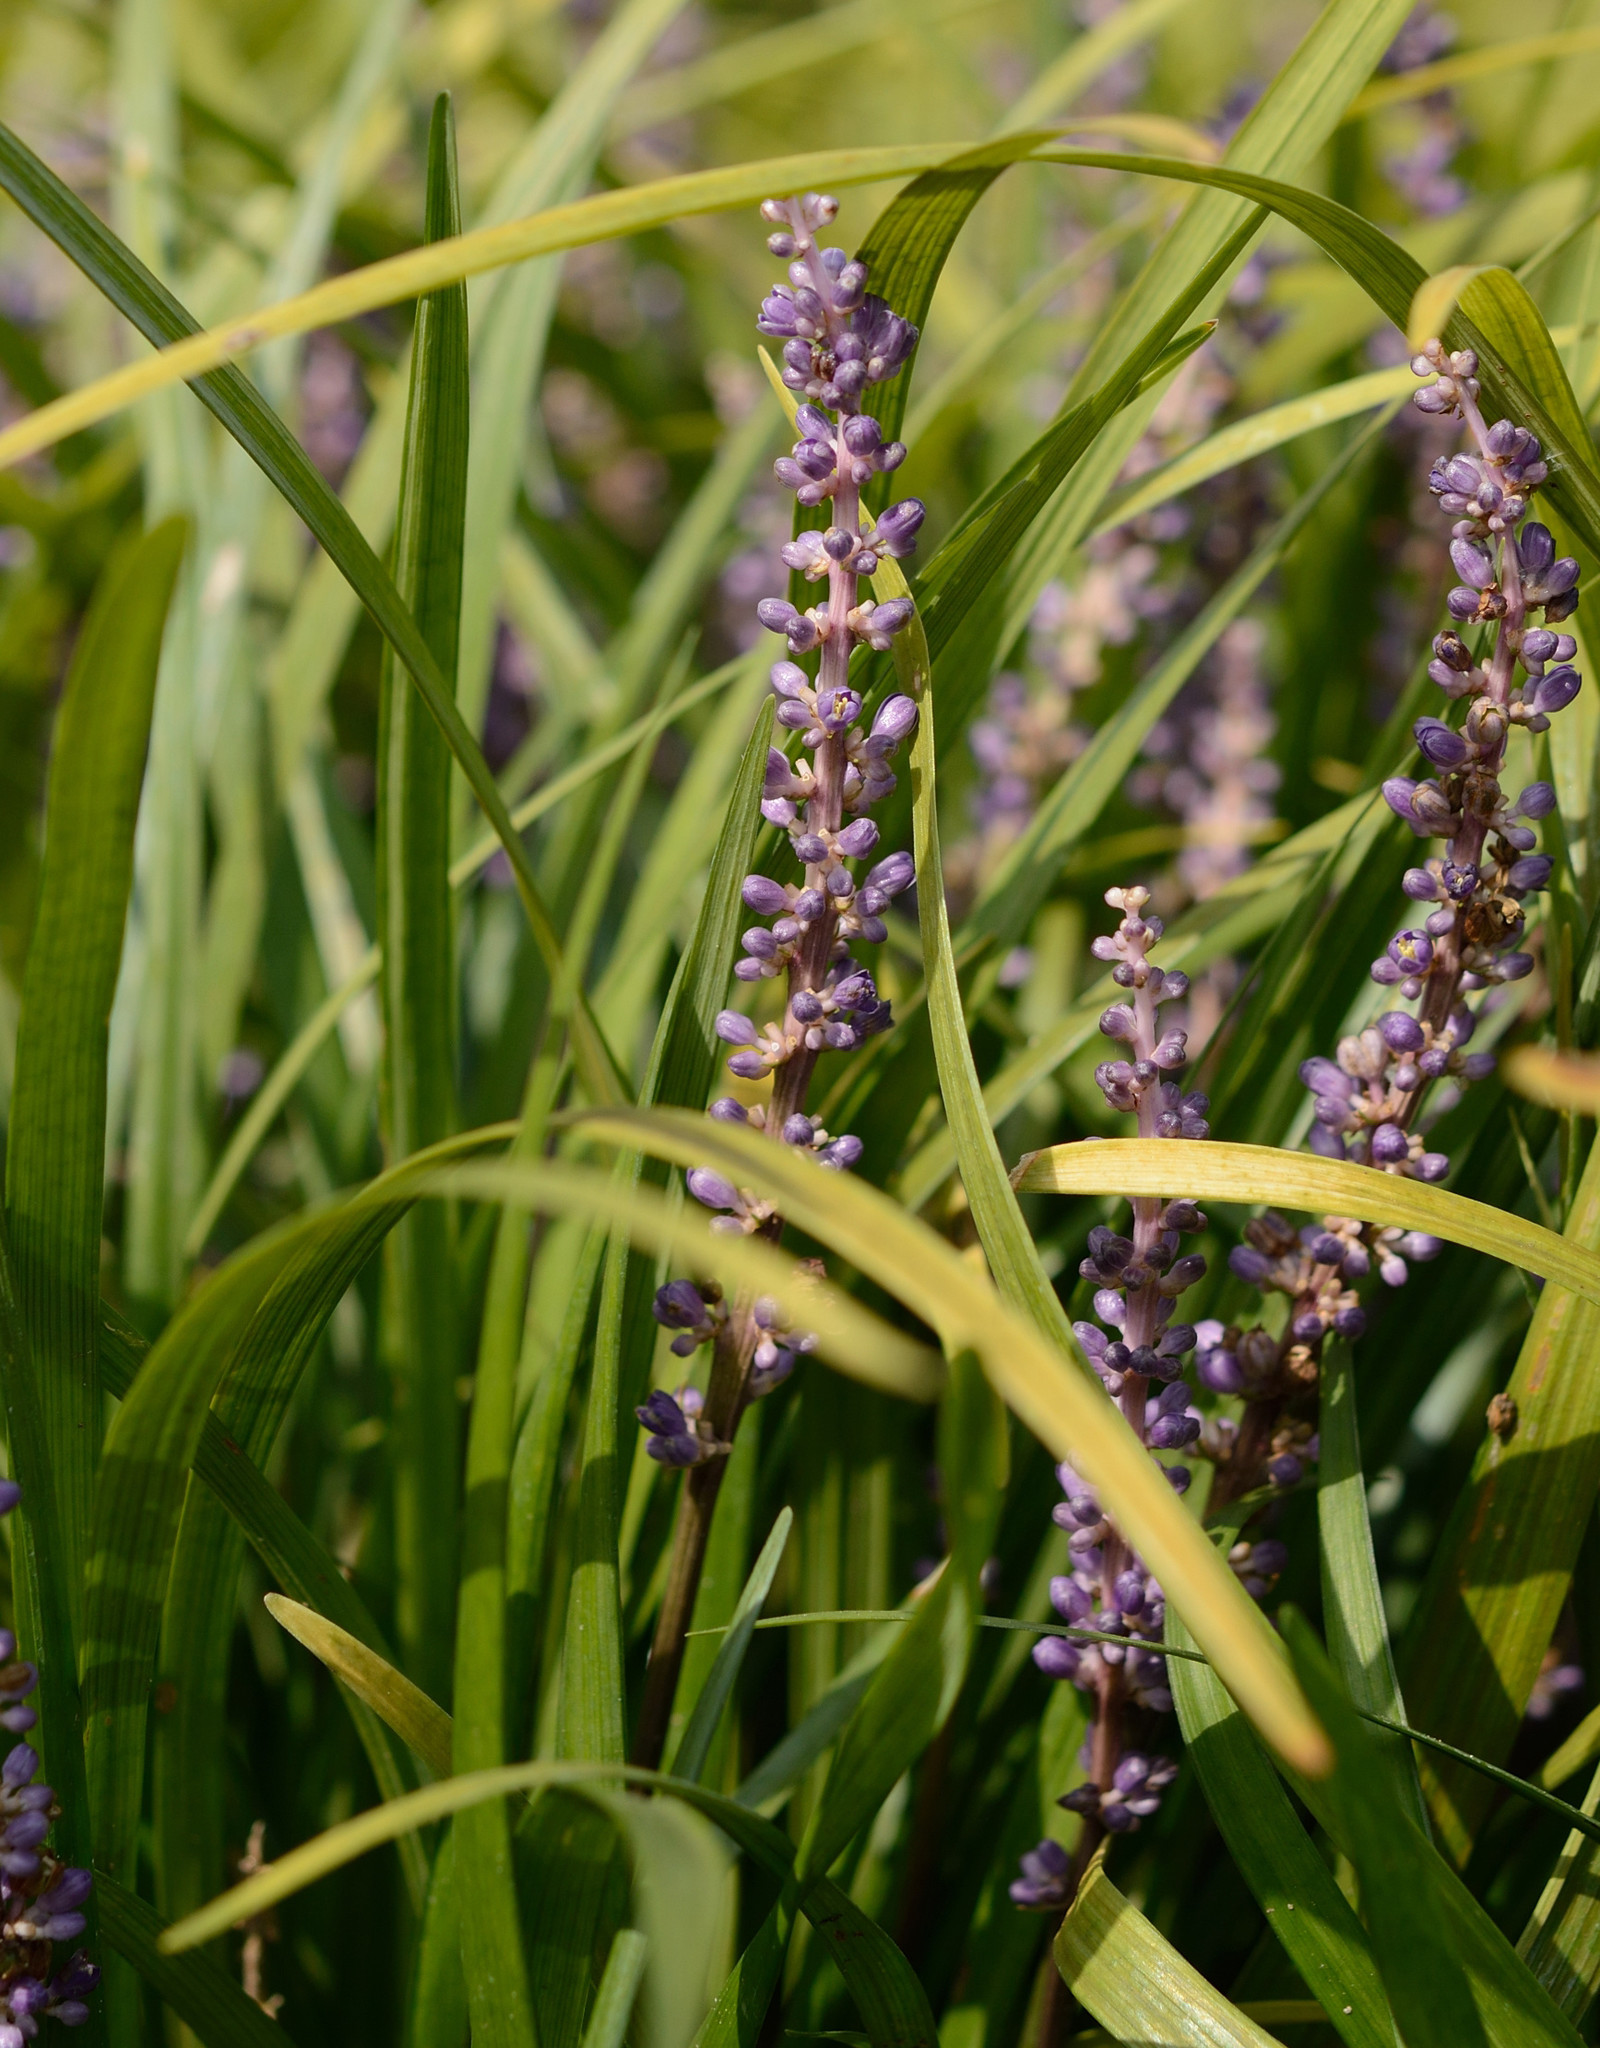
[6,0,1600,2042]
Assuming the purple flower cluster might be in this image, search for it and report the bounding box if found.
[0,1489,96,2041]
[1305,342,1578,1188]
[1013,887,1221,1903]
[638,191,921,1455]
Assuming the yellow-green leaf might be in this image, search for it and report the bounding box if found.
[572,1104,1331,1778]
[1053,1849,1282,2046]
[1013,1139,1600,1304]
[265,1595,452,1780]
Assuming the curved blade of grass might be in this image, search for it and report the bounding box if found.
[1345,26,1600,115]
[1507,1046,1600,1113]
[81,1123,513,1891]
[1092,364,1414,535]
[438,1159,941,1402]
[570,1105,1329,1777]
[162,1760,799,1953]
[5,513,185,1631]
[266,1596,452,1780]
[1014,1139,1600,1302]
[673,1510,792,1786]
[97,1874,293,2048]
[1318,1341,1429,1835]
[1053,1848,1282,2047]
[0,119,621,1106]
[0,139,1040,465]
[802,1878,935,2048]
[586,1790,732,2048]
[1167,1610,1398,2048]
[1042,146,1600,562]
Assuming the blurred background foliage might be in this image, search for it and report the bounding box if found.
[6,0,1600,2040]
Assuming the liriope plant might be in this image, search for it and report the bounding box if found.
[7,0,1600,2043]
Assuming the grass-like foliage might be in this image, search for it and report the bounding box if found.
[9,0,1600,2041]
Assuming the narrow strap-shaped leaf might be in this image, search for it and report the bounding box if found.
[1399,1132,1600,1861]
[672,1510,793,1786]
[96,1873,294,2048]
[879,541,1078,1361]
[456,0,694,756]
[267,1596,452,1779]
[795,1355,1006,1885]
[0,2,1409,463]
[0,118,622,1106]
[573,1104,1328,1776]
[5,514,185,1630]
[690,1899,791,2048]
[580,1930,649,2048]
[1318,1342,1429,1835]
[1053,1850,1282,2046]
[1167,1612,1398,2048]
[0,1211,97,1988]
[380,90,469,1708]
[1014,1139,1600,1302]
[802,1878,935,2048]
[163,1761,798,1953]
[406,1831,469,2048]
[1520,1759,1600,2020]
[1283,1612,1572,2048]
[0,142,1009,468]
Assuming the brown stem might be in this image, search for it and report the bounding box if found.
[631,1286,766,1771]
